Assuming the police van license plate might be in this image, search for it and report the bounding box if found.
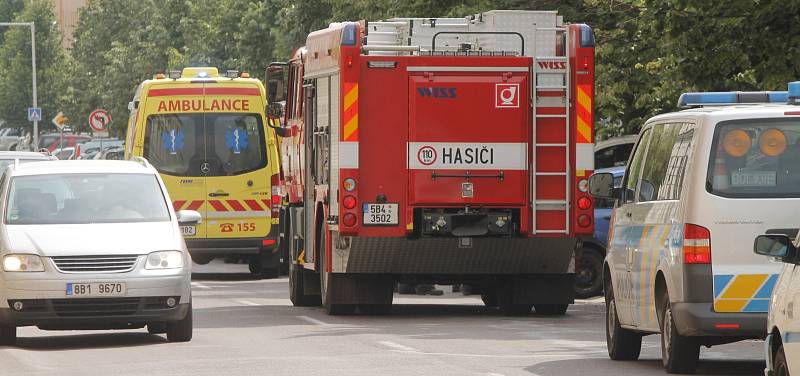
[66,282,127,297]
[180,225,196,236]
[363,203,398,225]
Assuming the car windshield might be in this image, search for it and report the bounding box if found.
[6,173,171,224]
[708,118,800,198]
[143,113,267,177]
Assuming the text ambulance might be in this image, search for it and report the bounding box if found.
[126,67,282,276]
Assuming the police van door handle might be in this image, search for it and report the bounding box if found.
[209,192,229,197]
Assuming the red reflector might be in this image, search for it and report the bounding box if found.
[785,111,800,116]
[715,323,740,329]
[577,197,592,210]
[343,213,357,227]
[577,214,591,228]
[683,223,711,264]
[271,195,281,206]
[262,239,276,247]
[343,195,356,210]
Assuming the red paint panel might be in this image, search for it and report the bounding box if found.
[536,210,566,231]
[187,200,204,211]
[537,90,566,97]
[226,200,246,212]
[536,119,567,143]
[536,107,566,115]
[409,170,527,206]
[536,146,567,172]
[244,199,263,211]
[172,200,186,211]
[208,200,228,212]
[536,176,567,200]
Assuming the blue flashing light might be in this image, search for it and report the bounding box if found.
[341,23,357,46]
[677,91,789,108]
[788,81,800,105]
[197,71,209,78]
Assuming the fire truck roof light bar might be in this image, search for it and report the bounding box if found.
[431,31,525,55]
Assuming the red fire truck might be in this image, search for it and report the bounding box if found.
[267,10,596,315]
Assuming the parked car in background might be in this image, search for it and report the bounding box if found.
[0,128,29,151]
[0,159,196,345]
[97,145,124,160]
[77,139,123,160]
[755,234,800,376]
[594,134,637,169]
[52,147,77,160]
[37,133,91,152]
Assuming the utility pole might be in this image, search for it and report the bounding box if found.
[0,22,38,148]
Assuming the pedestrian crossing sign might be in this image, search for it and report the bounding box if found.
[27,107,42,122]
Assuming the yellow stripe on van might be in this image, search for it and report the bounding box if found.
[720,274,768,299]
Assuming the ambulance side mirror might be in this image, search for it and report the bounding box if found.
[754,234,798,263]
[589,172,615,199]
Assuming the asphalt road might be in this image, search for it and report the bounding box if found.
[2,261,766,376]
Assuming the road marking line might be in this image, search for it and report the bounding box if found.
[486,373,506,376]
[235,299,260,306]
[297,315,328,326]
[191,282,211,289]
[378,341,419,352]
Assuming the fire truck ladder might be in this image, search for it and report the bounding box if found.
[531,26,570,235]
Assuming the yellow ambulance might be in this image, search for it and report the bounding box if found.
[125,67,283,276]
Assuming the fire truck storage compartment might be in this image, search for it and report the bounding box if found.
[407,65,529,207]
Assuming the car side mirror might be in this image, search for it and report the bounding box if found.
[265,62,288,104]
[176,210,202,226]
[754,234,797,262]
[589,172,615,199]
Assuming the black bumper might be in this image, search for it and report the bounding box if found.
[186,236,279,257]
[672,302,767,338]
[344,236,577,274]
[0,297,189,329]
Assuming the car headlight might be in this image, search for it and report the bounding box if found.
[145,251,184,270]
[3,254,44,272]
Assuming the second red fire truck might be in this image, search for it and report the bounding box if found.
[268,10,596,315]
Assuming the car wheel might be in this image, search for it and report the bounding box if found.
[574,248,604,299]
[774,344,789,376]
[605,283,642,360]
[660,293,699,374]
[147,322,167,334]
[497,280,532,315]
[535,304,569,316]
[166,303,193,343]
[0,323,17,346]
[359,304,391,315]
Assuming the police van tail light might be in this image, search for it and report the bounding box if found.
[270,174,281,216]
[683,223,711,264]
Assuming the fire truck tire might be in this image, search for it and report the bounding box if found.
[0,323,17,346]
[481,292,499,307]
[319,229,356,316]
[534,304,569,315]
[497,280,532,315]
[290,263,321,306]
[397,283,416,294]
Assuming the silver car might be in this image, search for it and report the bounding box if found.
[0,159,199,345]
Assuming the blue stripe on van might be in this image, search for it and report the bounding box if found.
[713,274,734,298]
[742,299,770,312]
[753,274,779,299]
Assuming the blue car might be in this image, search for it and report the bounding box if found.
[574,166,625,298]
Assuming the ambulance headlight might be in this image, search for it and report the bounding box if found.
[3,254,44,272]
[146,251,184,270]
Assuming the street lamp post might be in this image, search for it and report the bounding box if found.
[0,22,38,149]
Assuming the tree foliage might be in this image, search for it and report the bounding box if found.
[1,0,799,139]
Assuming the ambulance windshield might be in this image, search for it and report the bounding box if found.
[143,114,267,177]
[708,119,800,198]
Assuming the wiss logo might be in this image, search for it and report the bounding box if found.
[417,87,457,99]
[537,61,567,70]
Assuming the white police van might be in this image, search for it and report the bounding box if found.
[590,81,800,374]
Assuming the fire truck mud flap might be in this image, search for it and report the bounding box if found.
[343,237,576,275]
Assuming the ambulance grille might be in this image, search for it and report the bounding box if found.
[51,255,139,273]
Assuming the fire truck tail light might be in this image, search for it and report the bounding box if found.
[343,213,357,227]
[343,178,356,192]
[578,179,589,193]
[270,174,281,213]
[343,195,357,210]
[577,214,591,228]
[683,223,711,264]
[577,197,592,210]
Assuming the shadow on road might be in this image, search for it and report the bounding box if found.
[191,272,266,281]
[527,357,765,376]
[14,332,166,351]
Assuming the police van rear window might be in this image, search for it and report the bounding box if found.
[708,118,800,198]
[143,114,267,177]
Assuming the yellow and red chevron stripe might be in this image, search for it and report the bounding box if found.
[576,84,592,143]
[342,82,358,141]
[172,199,271,212]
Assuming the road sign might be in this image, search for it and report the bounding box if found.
[89,109,111,132]
[52,111,67,130]
[27,107,42,122]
